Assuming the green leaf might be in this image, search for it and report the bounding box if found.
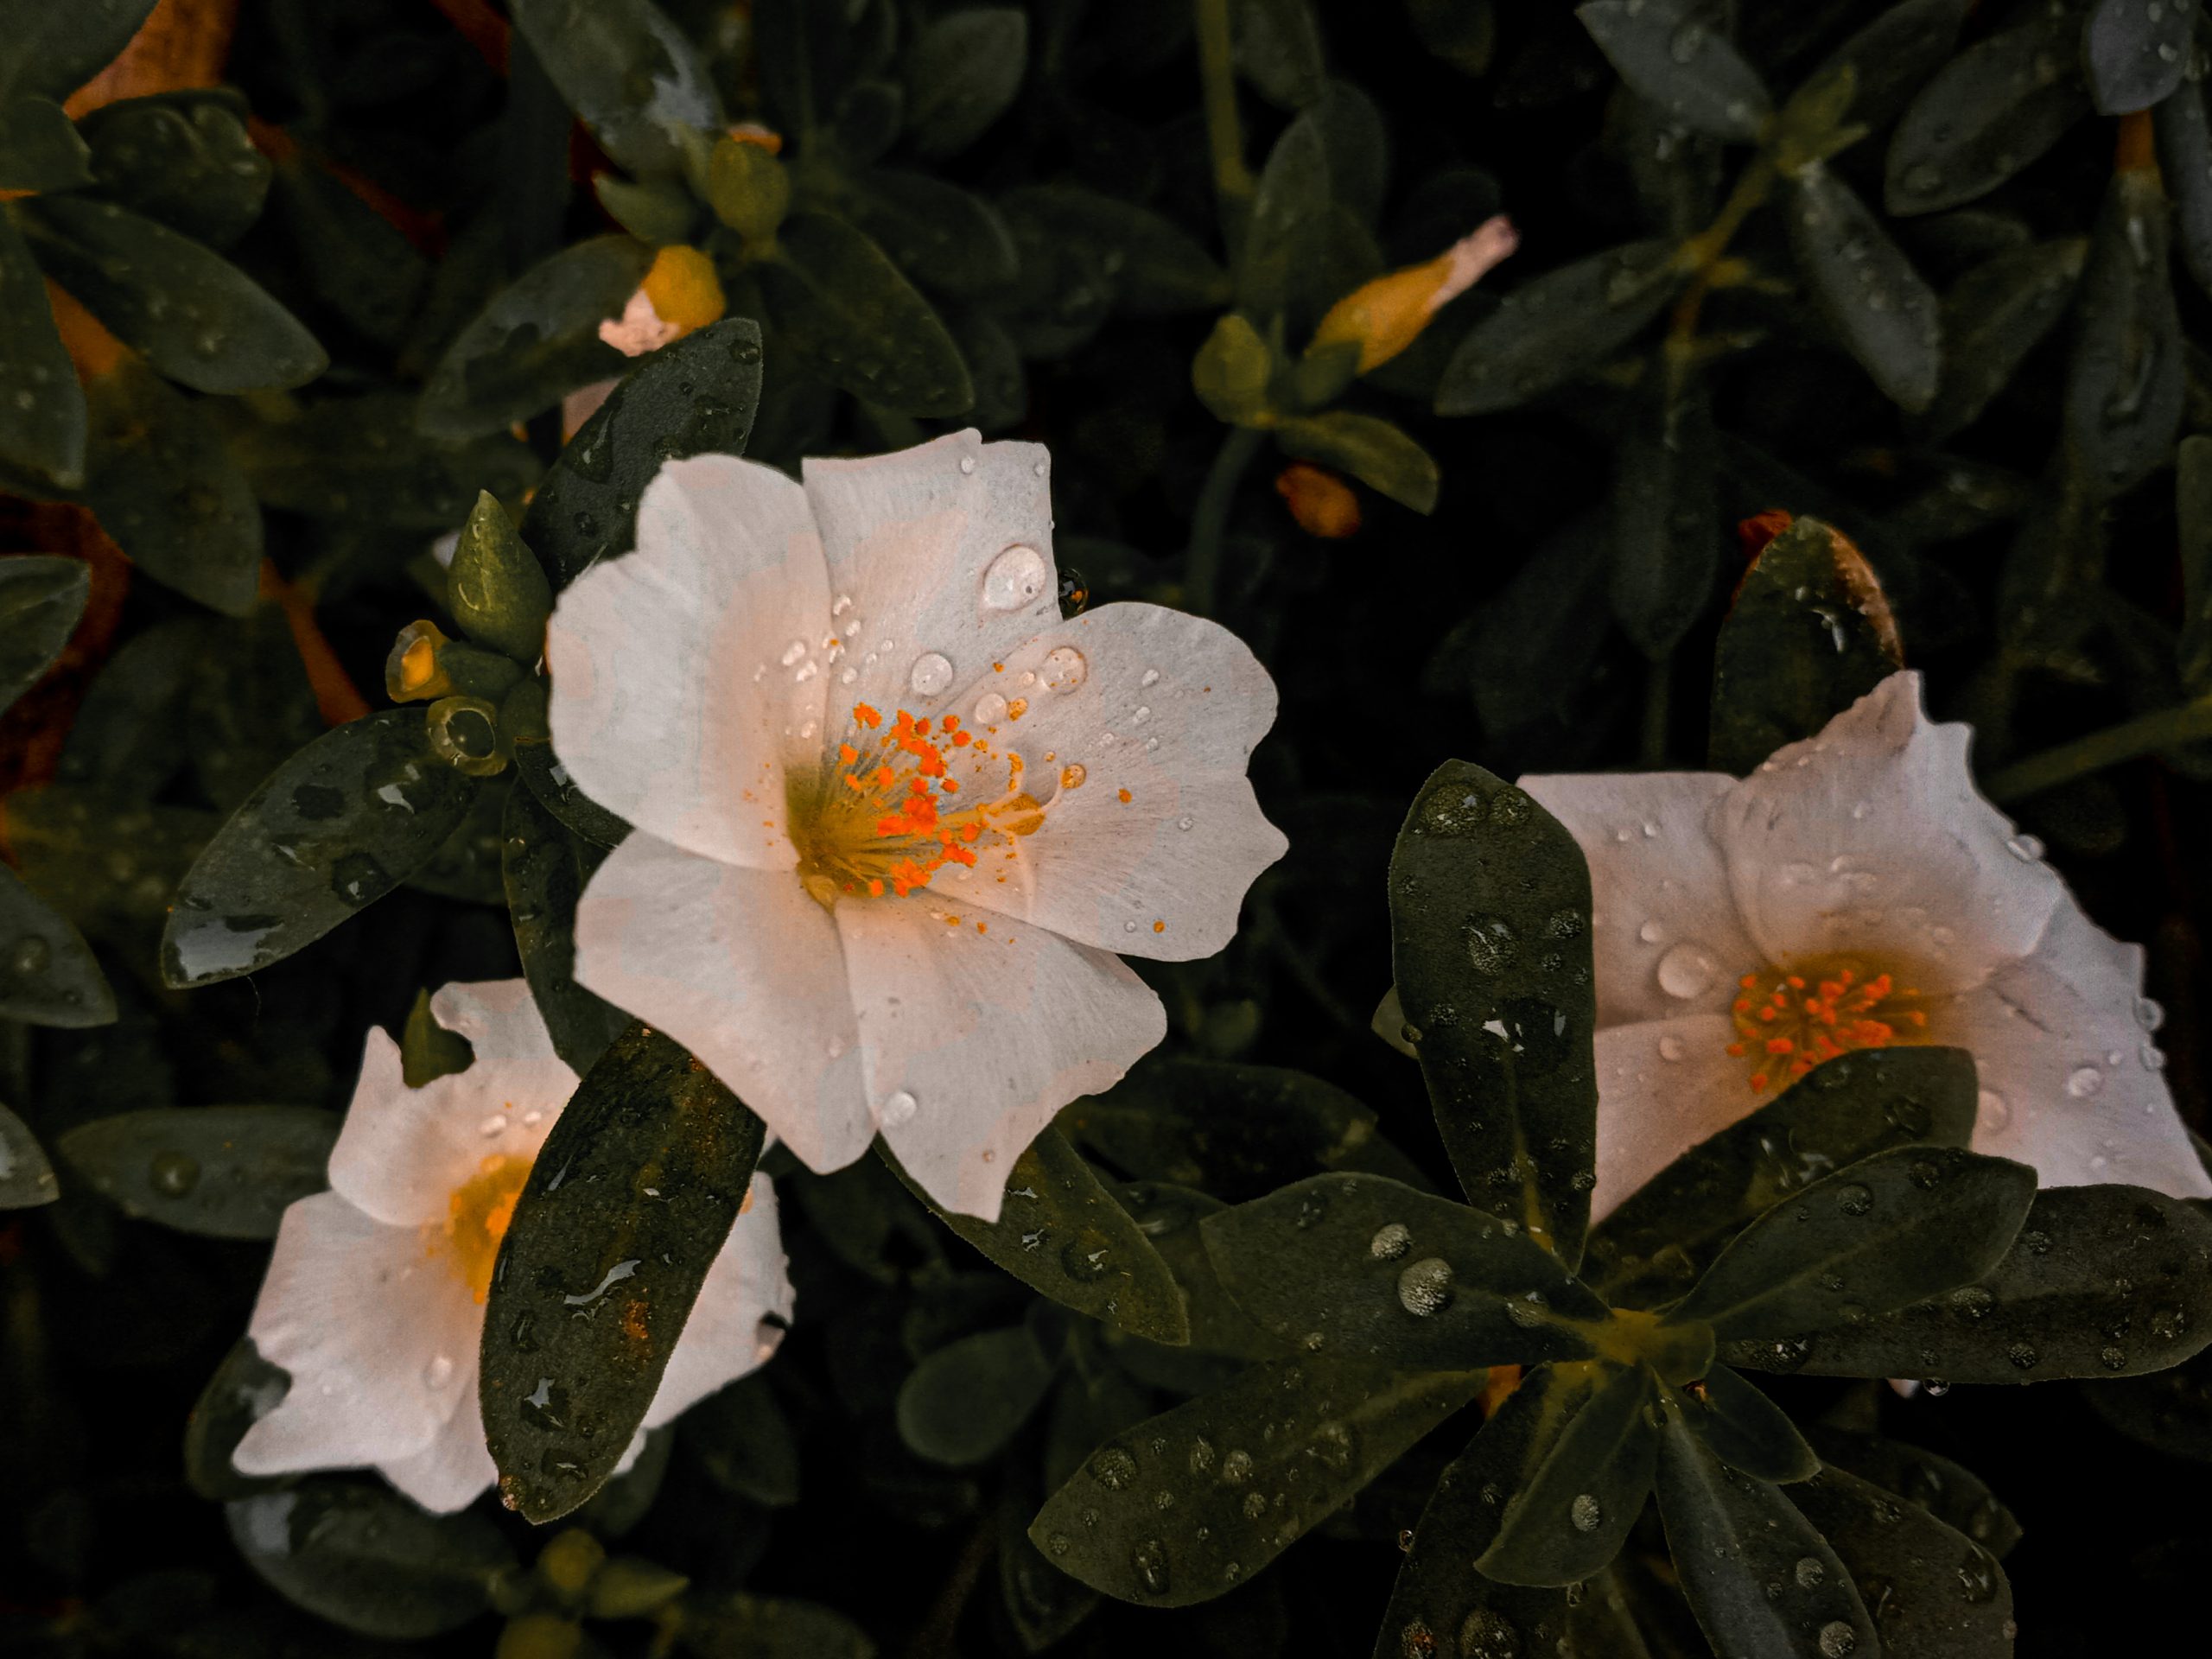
[2065,166,2183,499]
[183,1337,290,1501]
[1434,241,1681,416]
[1274,410,1439,513]
[1810,0,1971,133]
[0,96,91,190]
[1576,2,1770,142]
[594,173,696,245]
[885,1125,1190,1344]
[479,1020,767,1522]
[757,212,972,415]
[56,616,196,798]
[1201,1174,1607,1370]
[450,492,552,664]
[1477,1361,1658,1586]
[2157,78,2212,298]
[0,553,88,713]
[1883,3,2089,215]
[0,207,86,484]
[997,185,1230,317]
[1918,237,2086,442]
[58,1105,337,1239]
[683,1372,800,1505]
[904,7,1027,158]
[1406,0,1497,79]
[226,1478,518,1639]
[1610,377,1719,658]
[0,1101,60,1207]
[1029,1356,1485,1606]
[1427,514,1611,739]
[502,775,629,1077]
[0,0,155,105]
[162,709,480,987]
[842,168,1017,299]
[1676,1364,1818,1484]
[1192,314,1274,425]
[2083,0,2190,115]
[0,862,116,1027]
[705,137,791,242]
[78,90,270,246]
[1238,111,1379,325]
[1673,1146,2037,1341]
[999,1485,1100,1652]
[1387,761,1599,1265]
[23,195,326,393]
[897,1325,1058,1465]
[1114,1180,1287,1361]
[674,1590,877,1659]
[1653,1419,1873,1659]
[187,607,321,815]
[1707,513,1901,776]
[221,390,537,532]
[270,156,429,348]
[1585,1047,1980,1308]
[1787,164,1939,410]
[1789,1462,2014,1657]
[510,0,724,179]
[1726,1181,2212,1383]
[416,234,652,442]
[1804,1427,2023,1557]
[520,315,764,589]
[1236,0,1327,110]
[4,785,212,944]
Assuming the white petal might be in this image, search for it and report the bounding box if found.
[1518,771,1755,1027]
[929,602,1285,959]
[573,830,875,1173]
[643,1174,795,1428]
[548,454,830,871]
[429,979,566,1064]
[1590,1014,1748,1222]
[836,897,1167,1221]
[235,1194,480,1474]
[803,430,1062,734]
[378,1352,497,1514]
[1709,673,2062,992]
[1942,902,2212,1199]
[326,1017,573,1229]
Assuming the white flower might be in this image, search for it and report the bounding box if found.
[1519,672,2211,1220]
[546,429,1286,1220]
[232,980,793,1513]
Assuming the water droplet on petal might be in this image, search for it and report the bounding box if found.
[959,455,976,475]
[2065,1065,2103,1099]
[974,691,1009,724]
[423,1354,456,1389]
[1976,1090,2010,1130]
[1656,941,1719,1000]
[779,639,807,667]
[880,1090,918,1127]
[1637,919,1665,944]
[479,1114,508,1137]
[909,652,954,696]
[2005,835,2044,862]
[1042,646,1088,691]
[982,545,1050,611]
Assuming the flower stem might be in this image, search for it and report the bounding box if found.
[1982,696,2212,804]
[1192,0,1253,254]
[1185,425,1267,618]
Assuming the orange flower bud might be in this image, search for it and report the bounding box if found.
[1276,462,1362,538]
[639,244,726,334]
[1307,215,1518,374]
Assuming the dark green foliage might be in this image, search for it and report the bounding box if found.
[0,208,87,483]
[0,552,88,710]
[58,1106,338,1239]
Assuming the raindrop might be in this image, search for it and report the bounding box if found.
[1129,1538,1171,1595]
[1637,920,1665,944]
[2140,1042,2168,1072]
[974,692,1008,724]
[1221,1449,1254,1484]
[2065,1066,2103,1099]
[1370,1222,1412,1260]
[1656,942,1719,1000]
[2135,995,2165,1033]
[982,545,1050,611]
[779,639,807,667]
[1836,1183,1874,1217]
[1658,1033,1686,1061]
[1977,1090,2010,1130]
[1795,1556,1825,1588]
[1817,1621,1858,1657]
[149,1151,200,1197]
[1042,646,1089,691]
[959,456,976,475]
[1090,1446,1137,1489]
[1569,1493,1603,1532]
[1177,815,1194,830]
[2005,835,2044,862]
[880,1090,918,1127]
[12,936,50,975]
[423,1354,456,1389]
[1465,917,1518,976]
[1397,1257,1454,1316]
[479,1114,508,1137]
[909,652,954,696]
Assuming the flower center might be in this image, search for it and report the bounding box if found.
[787,702,1046,909]
[435,1152,531,1305]
[1726,954,1934,1094]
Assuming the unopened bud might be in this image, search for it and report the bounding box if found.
[1307,215,1518,374]
[1275,463,1362,538]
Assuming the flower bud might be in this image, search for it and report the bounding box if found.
[1275,462,1362,538]
[1306,215,1518,374]
[708,136,792,243]
[534,1527,607,1600]
[586,1556,690,1619]
[598,245,726,358]
[427,694,507,777]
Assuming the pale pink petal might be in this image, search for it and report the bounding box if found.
[572,831,874,1173]
[1941,902,2211,1199]
[562,378,617,440]
[926,602,1284,960]
[643,1174,794,1427]
[1590,1014,1747,1222]
[597,288,678,357]
[378,1352,497,1513]
[1709,673,2062,993]
[327,998,574,1230]
[802,430,1061,737]
[235,1194,480,1473]
[548,454,830,872]
[1518,771,1755,1027]
[835,897,1166,1221]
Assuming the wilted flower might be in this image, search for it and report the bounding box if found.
[547,430,1286,1219]
[1520,672,2212,1219]
[1307,215,1519,374]
[232,981,791,1512]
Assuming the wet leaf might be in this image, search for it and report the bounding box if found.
[884,1125,1190,1344]
[510,0,723,179]
[1883,2,2089,215]
[226,1478,517,1639]
[23,195,325,392]
[1918,236,2086,441]
[399,987,474,1087]
[1201,1173,1607,1370]
[78,90,269,246]
[2065,166,2183,498]
[1476,1361,1657,1586]
[1274,410,1437,512]
[2082,0,2191,115]
[1029,1355,1485,1607]
[1000,1483,1100,1652]
[1577,1,1771,142]
[183,1337,292,1501]
[683,1371,800,1506]
[903,7,1027,159]
[270,156,429,348]
[1387,760,1599,1267]
[1434,240,1681,416]
[1115,1180,1287,1361]
[673,1590,877,1659]
[187,606,321,815]
[1676,1363,1819,1484]
[0,552,88,713]
[0,206,86,484]
[0,1101,60,1208]
[1611,375,1719,658]
[1427,513,1611,739]
[1001,185,1230,316]
[162,709,480,987]
[0,95,91,190]
[1789,1461,2014,1657]
[1585,1047,1980,1308]
[502,768,629,1075]
[58,1105,338,1239]
[757,212,972,416]
[844,168,1018,299]
[521,315,763,589]
[1803,1427,2024,1557]
[1810,0,1971,134]
[2156,77,2212,297]
[897,1325,1058,1465]
[0,862,116,1027]
[1788,163,1940,410]
[4,785,213,942]
[480,1020,766,1522]
[449,491,552,664]
[0,0,155,105]
[1672,1145,2037,1341]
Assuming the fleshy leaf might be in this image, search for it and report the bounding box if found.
[757,212,973,416]
[0,0,156,105]
[1475,1360,1658,1587]
[510,0,724,179]
[0,1101,60,1208]
[502,779,629,1076]
[1883,3,2088,215]
[896,1325,1058,1466]
[0,862,116,1027]
[1434,241,1681,416]
[1577,1,1771,142]
[0,207,87,484]
[58,1106,337,1239]
[1787,163,1939,411]
[1677,1363,1819,1484]
[0,553,89,713]
[1789,1461,2014,1657]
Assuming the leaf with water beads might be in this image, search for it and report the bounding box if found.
[1387,760,1599,1268]
[0,98,87,193]
[1029,1355,1486,1608]
[2157,77,2212,300]
[1274,410,1440,513]
[880,1125,1189,1345]
[670,1589,877,1659]
[758,213,974,416]
[502,780,629,1077]
[1881,2,2089,216]
[0,207,86,484]
[1725,1181,2212,1383]
[1576,2,1772,143]
[1787,163,1940,411]
[57,1105,338,1240]
[1676,1363,1819,1484]
[1805,1427,2023,1559]
[449,493,552,666]
[183,1337,291,1502]
[1584,1046,1980,1308]
[0,1101,60,1208]
[0,859,115,1030]
[76,89,270,247]
[1789,1461,2014,1659]
[1610,371,1720,661]
[1671,1144,2037,1342]
[1201,1173,1606,1372]
[1916,236,2087,443]
[2082,0,2192,115]
[1433,239,1681,416]
[902,6,1027,161]
[2064,165,2184,499]
[509,0,723,181]
[1475,1361,1660,1587]
[479,1020,766,1522]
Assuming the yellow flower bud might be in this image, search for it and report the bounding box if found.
[1275,462,1362,539]
[640,244,727,334]
[1307,215,1518,374]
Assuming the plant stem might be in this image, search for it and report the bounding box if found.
[1185,425,1267,618]
[1983,696,2212,804]
[1192,0,1253,254]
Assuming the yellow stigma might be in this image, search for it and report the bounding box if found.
[1307,215,1518,373]
[1726,953,1936,1095]
[641,245,726,334]
[436,1152,531,1304]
